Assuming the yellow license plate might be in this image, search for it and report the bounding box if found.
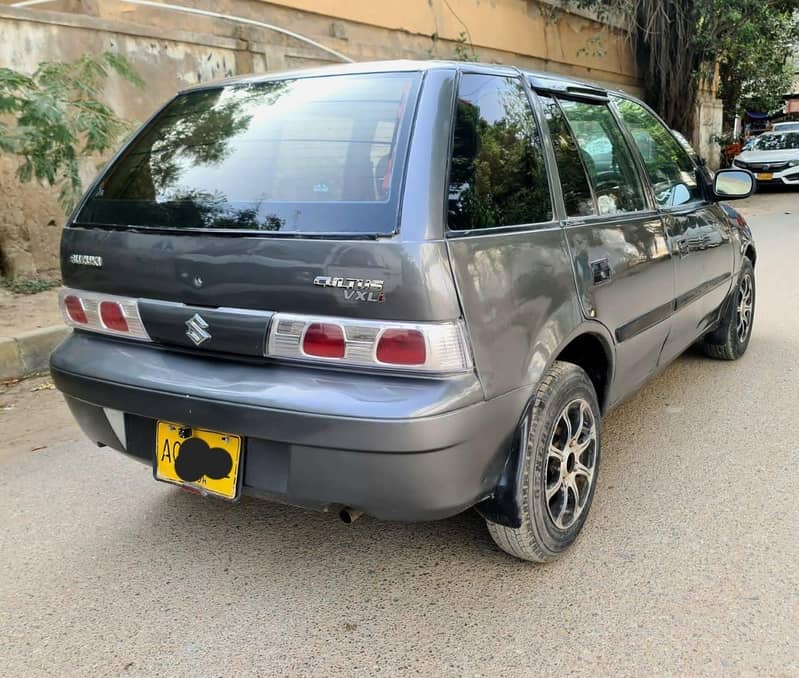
[155,421,242,499]
[756,172,773,181]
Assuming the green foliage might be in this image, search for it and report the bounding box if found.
[0,52,143,212]
[549,0,799,135]
[576,34,608,59]
[453,31,479,62]
[1,276,61,295]
[719,6,798,120]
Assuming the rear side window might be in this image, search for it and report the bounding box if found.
[557,99,647,216]
[613,96,702,207]
[539,95,594,218]
[76,73,421,234]
[447,74,552,231]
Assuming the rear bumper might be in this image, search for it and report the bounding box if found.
[51,333,529,520]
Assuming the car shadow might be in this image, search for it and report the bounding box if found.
[124,343,744,579]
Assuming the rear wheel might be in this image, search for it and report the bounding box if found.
[701,258,755,360]
[486,361,601,562]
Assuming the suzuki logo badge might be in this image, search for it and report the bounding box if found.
[185,313,211,347]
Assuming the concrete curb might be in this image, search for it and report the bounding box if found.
[0,326,70,380]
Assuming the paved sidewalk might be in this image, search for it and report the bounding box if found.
[0,286,67,380]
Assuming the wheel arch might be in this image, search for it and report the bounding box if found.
[552,328,614,414]
[743,243,756,267]
[475,323,615,529]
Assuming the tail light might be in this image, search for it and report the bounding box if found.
[99,301,129,332]
[59,289,150,340]
[303,323,346,358]
[267,313,472,373]
[376,329,426,365]
[63,295,88,325]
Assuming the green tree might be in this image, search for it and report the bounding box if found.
[550,0,799,135]
[719,8,798,124]
[0,51,143,211]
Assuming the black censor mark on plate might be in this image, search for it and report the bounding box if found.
[161,437,233,483]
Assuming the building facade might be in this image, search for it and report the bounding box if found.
[0,0,643,276]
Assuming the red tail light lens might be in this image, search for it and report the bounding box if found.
[376,329,426,365]
[64,295,88,324]
[99,301,129,333]
[302,323,345,358]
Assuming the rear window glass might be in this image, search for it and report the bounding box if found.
[76,73,421,234]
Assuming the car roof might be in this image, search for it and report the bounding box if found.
[178,59,627,98]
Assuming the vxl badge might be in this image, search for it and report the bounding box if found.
[185,313,212,346]
[313,276,385,303]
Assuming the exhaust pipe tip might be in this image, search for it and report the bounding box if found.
[339,507,363,524]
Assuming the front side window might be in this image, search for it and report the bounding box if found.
[557,99,647,216]
[614,97,702,208]
[447,74,552,230]
[76,73,421,234]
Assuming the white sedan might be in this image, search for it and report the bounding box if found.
[734,131,799,186]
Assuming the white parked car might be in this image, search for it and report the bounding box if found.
[734,131,799,186]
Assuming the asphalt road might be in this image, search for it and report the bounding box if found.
[1,191,798,677]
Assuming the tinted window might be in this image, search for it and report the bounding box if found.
[557,99,647,216]
[614,97,702,207]
[76,73,421,233]
[448,74,552,230]
[539,95,594,217]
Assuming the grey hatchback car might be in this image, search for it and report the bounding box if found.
[52,61,757,561]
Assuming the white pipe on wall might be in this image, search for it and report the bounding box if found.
[10,0,354,63]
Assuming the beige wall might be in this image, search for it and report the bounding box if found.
[0,5,250,276]
[259,0,638,88]
[0,0,642,277]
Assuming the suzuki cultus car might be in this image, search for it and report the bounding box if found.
[52,61,757,561]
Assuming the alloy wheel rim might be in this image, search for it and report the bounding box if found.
[544,398,597,530]
[736,274,753,343]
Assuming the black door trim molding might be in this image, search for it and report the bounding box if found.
[615,272,732,343]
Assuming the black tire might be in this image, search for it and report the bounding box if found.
[701,258,755,360]
[486,361,601,562]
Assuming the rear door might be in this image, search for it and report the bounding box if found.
[536,92,674,404]
[61,70,464,358]
[443,72,580,399]
[613,96,734,364]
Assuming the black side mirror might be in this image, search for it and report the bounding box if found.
[714,169,754,200]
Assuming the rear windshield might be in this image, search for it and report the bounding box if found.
[76,72,421,234]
